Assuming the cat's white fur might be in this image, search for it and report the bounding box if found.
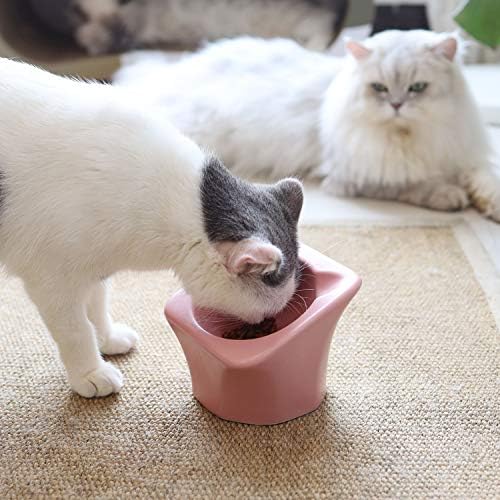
[114,31,500,220]
[114,39,340,179]
[0,58,296,397]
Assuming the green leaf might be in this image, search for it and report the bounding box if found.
[454,0,500,49]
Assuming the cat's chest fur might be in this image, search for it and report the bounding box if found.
[321,97,479,195]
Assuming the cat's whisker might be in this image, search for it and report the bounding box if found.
[292,293,308,311]
[287,300,303,317]
[290,298,307,315]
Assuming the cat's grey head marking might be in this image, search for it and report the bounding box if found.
[201,156,303,289]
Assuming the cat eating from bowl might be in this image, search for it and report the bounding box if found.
[0,58,303,397]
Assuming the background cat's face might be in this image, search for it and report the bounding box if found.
[194,158,304,324]
[346,30,460,126]
[73,0,138,55]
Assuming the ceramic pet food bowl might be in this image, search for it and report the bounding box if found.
[164,244,361,425]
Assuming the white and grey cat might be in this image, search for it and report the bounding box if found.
[0,58,303,398]
[114,30,500,221]
[61,0,344,55]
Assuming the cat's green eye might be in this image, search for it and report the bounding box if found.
[408,82,428,93]
[371,82,388,93]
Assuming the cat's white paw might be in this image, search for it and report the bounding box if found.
[481,196,500,223]
[70,362,124,398]
[426,185,470,212]
[472,194,500,223]
[464,168,500,223]
[100,323,139,355]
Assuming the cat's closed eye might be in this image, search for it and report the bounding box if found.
[408,82,428,93]
[370,82,388,93]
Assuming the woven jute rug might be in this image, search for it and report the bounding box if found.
[1,225,499,499]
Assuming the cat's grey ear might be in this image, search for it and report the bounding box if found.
[432,36,458,61]
[345,38,372,61]
[274,178,304,222]
[215,238,282,276]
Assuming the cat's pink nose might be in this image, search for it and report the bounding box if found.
[391,102,403,110]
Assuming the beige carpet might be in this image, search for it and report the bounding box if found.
[1,226,499,499]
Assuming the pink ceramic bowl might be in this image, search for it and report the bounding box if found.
[164,244,361,425]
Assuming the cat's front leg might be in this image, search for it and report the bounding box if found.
[460,165,500,223]
[87,280,139,355]
[25,281,123,398]
[398,182,470,212]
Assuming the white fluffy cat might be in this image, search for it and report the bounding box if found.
[0,58,303,397]
[114,30,500,221]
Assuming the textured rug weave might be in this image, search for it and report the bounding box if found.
[1,226,499,499]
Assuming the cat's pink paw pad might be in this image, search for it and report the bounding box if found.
[100,323,139,355]
[70,362,124,398]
